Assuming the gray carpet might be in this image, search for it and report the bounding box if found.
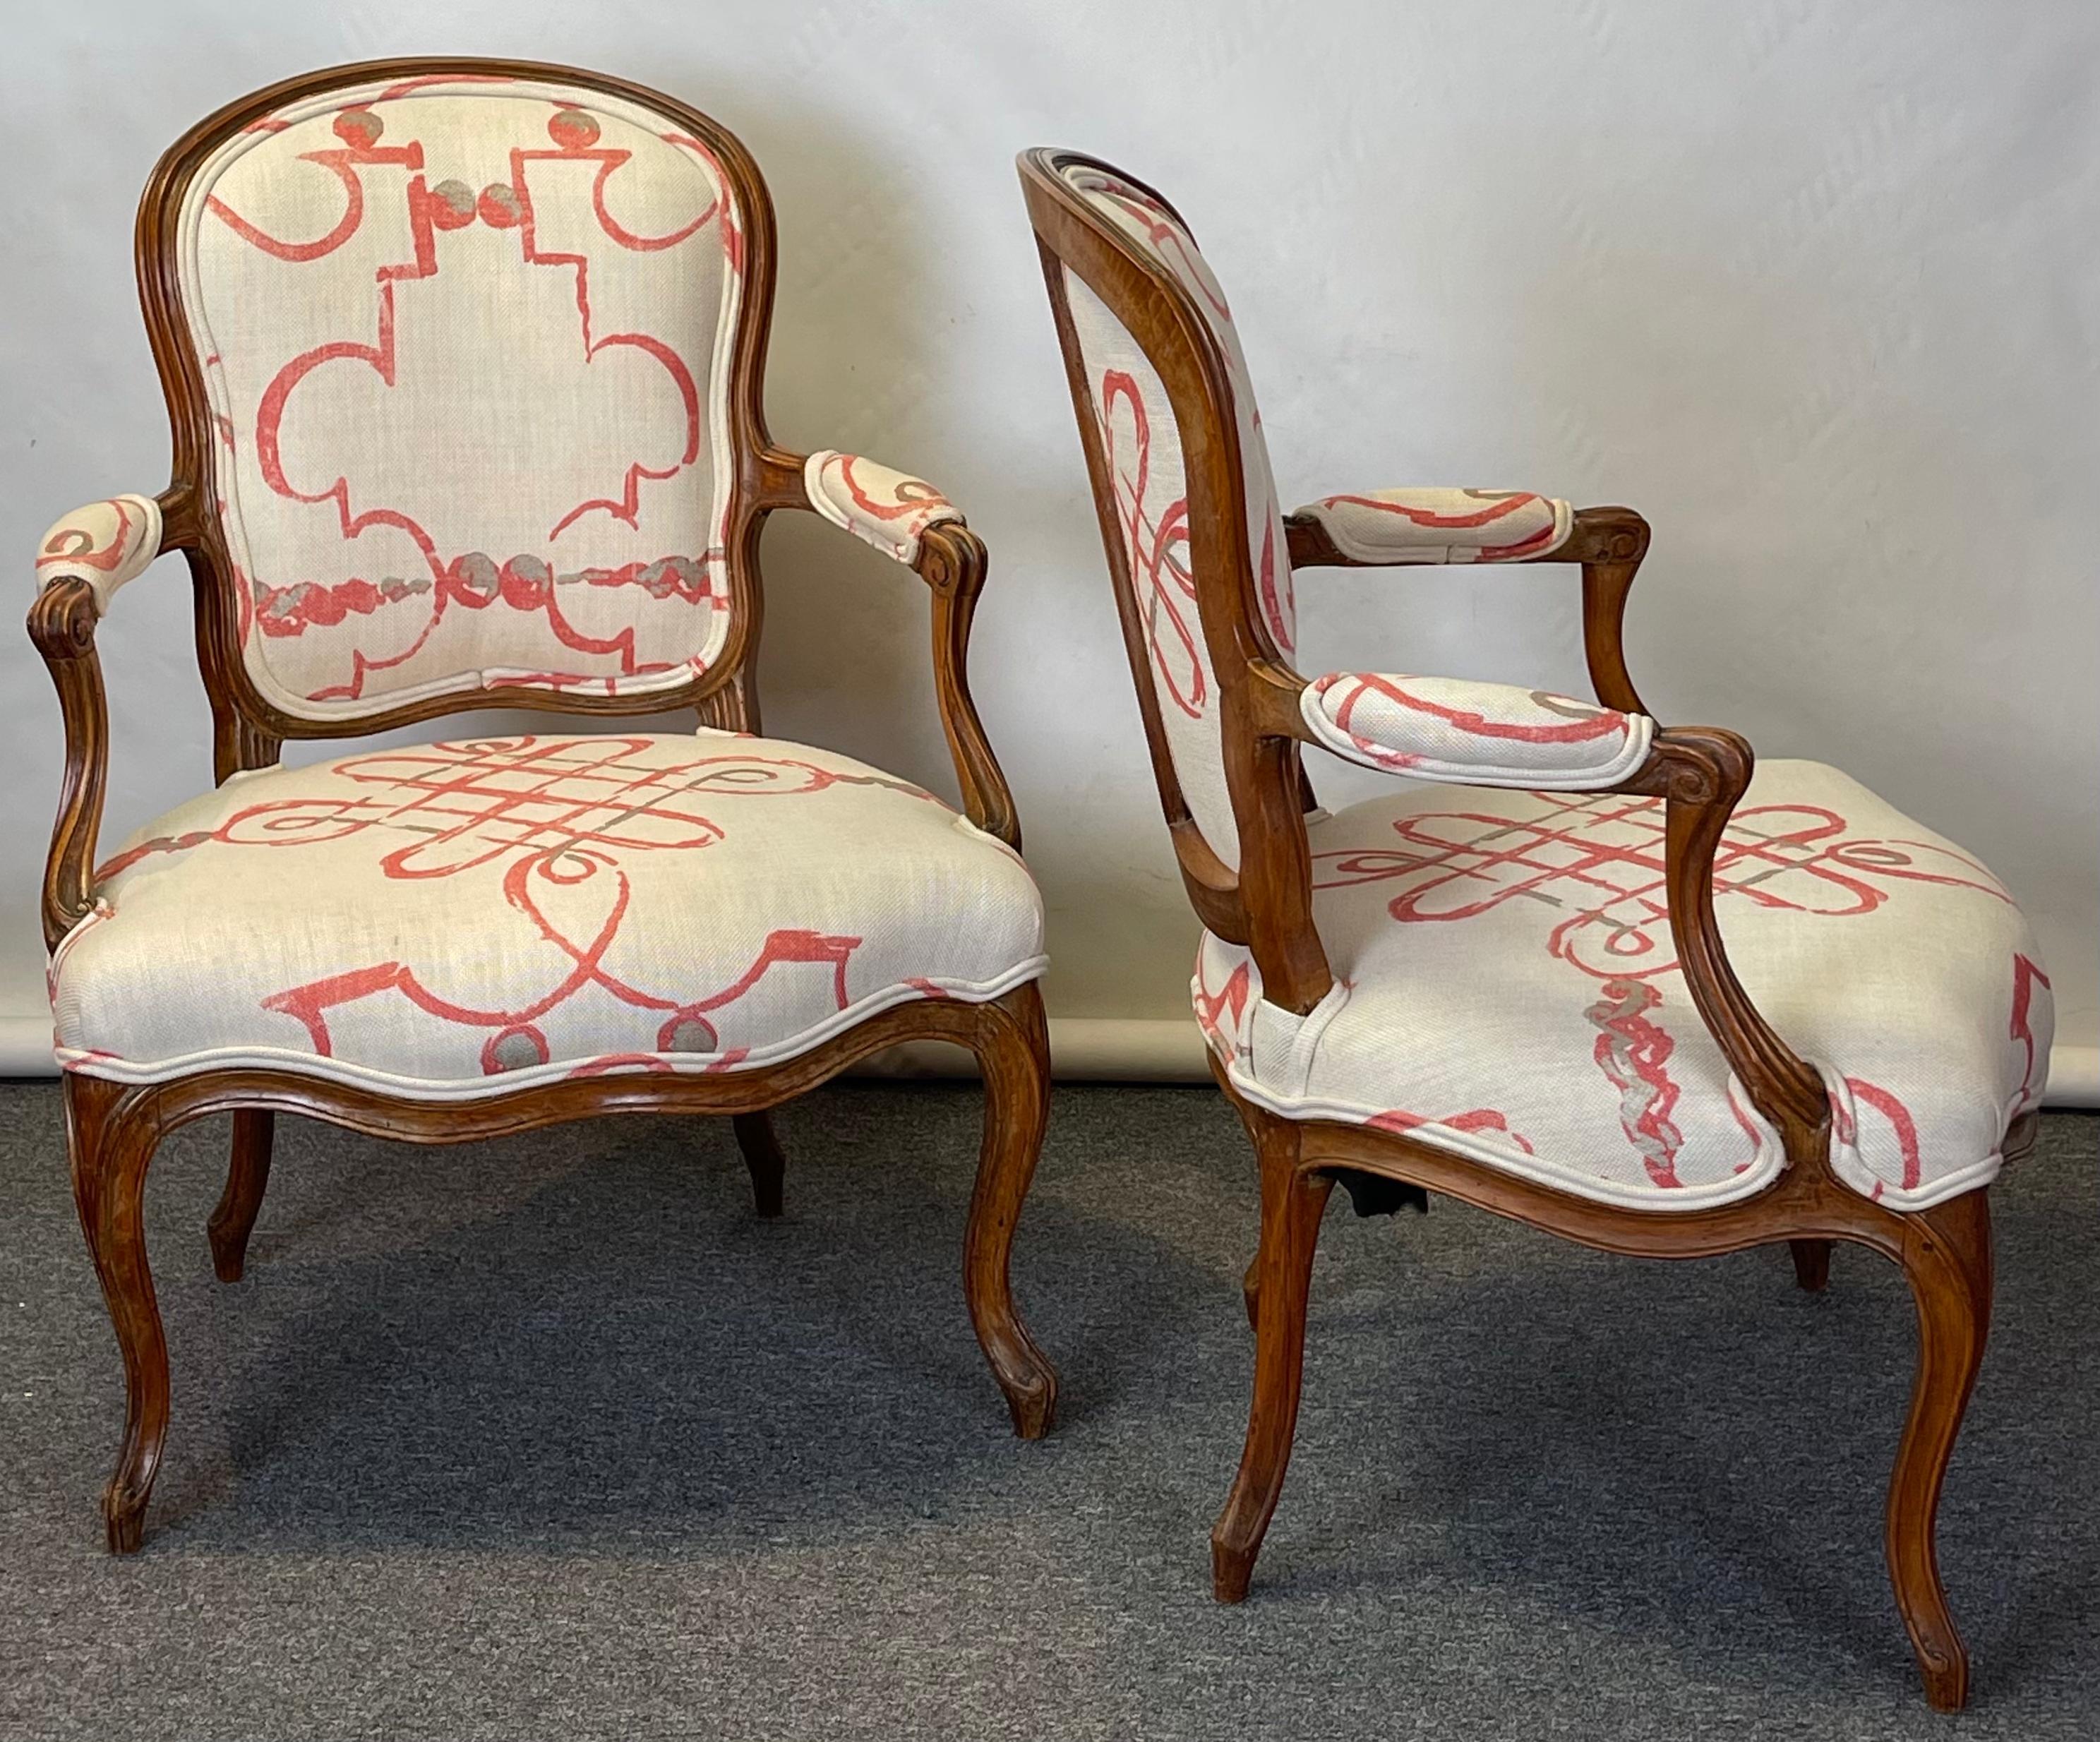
[0,1082,2093,1740]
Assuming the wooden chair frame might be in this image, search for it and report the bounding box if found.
[1021,146,2031,1710]
[29,58,1060,1555]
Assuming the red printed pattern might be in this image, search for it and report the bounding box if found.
[1312,791,2024,1184]
[98,737,932,1076]
[1309,488,1566,563]
[190,83,744,711]
[1304,673,1634,776]
[804,452,959,561]
[37,498,152,577]
[1070,169,1294,657]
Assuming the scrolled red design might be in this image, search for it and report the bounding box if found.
[1314,793,2013,984]
[38,498,148,575]
[192,81,744,709]
[93,735,943,1078]
[1095,369,1204,719]
[1367,1105,1535,1154]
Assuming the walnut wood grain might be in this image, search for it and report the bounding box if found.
[206,1110,274,1282]
[27,578,107,949]
[732,1112,787,1220]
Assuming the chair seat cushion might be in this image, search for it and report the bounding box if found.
[52,731,1046,1098]
[1194,760,2051,1211]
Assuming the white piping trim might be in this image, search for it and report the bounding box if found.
[49,959,1047,1102]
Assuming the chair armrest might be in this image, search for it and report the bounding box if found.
[768,447,1021,850]
[1254,656,1826,1154]
[1298,671,1654,788]
[1286,488,1573,567]
[803,451,964,565]
[36,494,164,613]
[1289,497,1654,720]
[28,493,170,949]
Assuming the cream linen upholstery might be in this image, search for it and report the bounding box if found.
[52,731,1046,1098]
[1293,488,1573,565]
[1194,759,2051,1211]
[176,76,747,719]
[1055,165,1296,872]
[37,496,164,613]
[803,451,962,564]
[1300,672,1653,788]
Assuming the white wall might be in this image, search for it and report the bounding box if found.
[3,0,2094,1093]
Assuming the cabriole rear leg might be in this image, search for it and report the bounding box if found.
[207,1110,274,1281]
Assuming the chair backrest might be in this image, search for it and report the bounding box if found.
[140,59,779,752]
[1021,150,1331,1009]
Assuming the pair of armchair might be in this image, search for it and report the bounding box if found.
[35,59,2050,1713]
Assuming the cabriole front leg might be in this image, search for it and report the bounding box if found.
[961,980,1058,1438]
[66,1074,170,1554]
[1883,1189,1993,1712]
[1213,1117,1333,1602]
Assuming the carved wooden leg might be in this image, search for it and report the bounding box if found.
[1241,1251,1260,1331]
[1790,1237,1832,1293]
[961,981,1058,1438]
[208,1110,274,1282]
[66,1074,169,1554]
[1213,1117,1333,1603]
[1883,1188,1993,1711]
[732,1112,786,1219]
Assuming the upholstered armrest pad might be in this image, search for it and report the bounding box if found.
[1300,672,1653,788]
[805,451,964,565]
[35,494,163,613]
[1291,488,1572,564]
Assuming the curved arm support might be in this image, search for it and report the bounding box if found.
[1566,506,1651,717]
[1249,656,1826,1164]
[758,449,1021,851]
[915,522,1023,851]
[29,489,183,950]
[1625,727,1831,1158]
[29,579,111,950]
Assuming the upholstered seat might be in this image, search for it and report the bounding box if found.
[52,731,1045,1096]
[1196,759,2049,1212]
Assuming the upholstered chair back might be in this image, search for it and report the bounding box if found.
[153,69,762,725]
[1033,160,1296,875]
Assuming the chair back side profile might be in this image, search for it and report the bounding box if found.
[139,61,786,764]
[1019,149,1335,1014]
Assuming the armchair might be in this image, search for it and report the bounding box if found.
[33,59,1060,1554]
[1021,148,2050,1710]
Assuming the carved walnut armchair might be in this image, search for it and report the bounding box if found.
[1021,149,2051,1710]
[30,59,1062,1553]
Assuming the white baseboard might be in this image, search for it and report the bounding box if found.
[4,1012,2094,1107]
[1,1015,52,1074]
[2038,1044,2100,1108]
